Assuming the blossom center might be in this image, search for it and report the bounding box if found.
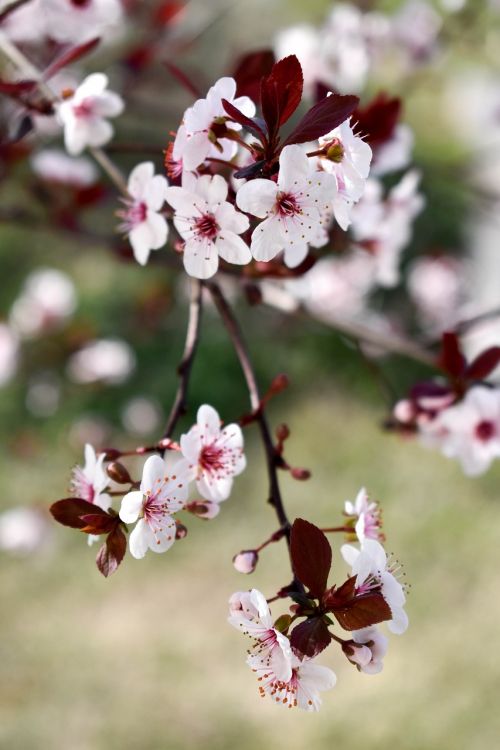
[71,0,92,7]
[200,443,225,472]
[476,420,496,442]
[276,192,301,217]
[73,97,95,119]
[194,213,219,240]
[117,200,148,232]
[71,467,95,503]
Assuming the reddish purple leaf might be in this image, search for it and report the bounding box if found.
[80,513,117,535]
[43,37,100,81]
[260,55,304,137]
[353,92,401,148]
[96,526,127,577]
[290,617,332,658]
[232,49,275,101]
[439,332,466,377]
[222,98,266,141]
[324,576,392,631]
[50,498,105,530]
[466,346,500,380]
[0,79,37,95]
[290,518,332,598]
[282,93,359,147]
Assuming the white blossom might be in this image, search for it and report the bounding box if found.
[352,626,389,674]
[10,268,76,338]
[70,443,111,511]
[56,73,124,156]
[31,149,98,187]
[67,338,136,385]
[247,653,336,711]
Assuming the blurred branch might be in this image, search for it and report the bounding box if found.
[163,278,203,439]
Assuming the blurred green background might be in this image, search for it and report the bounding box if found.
[1,0,500,748]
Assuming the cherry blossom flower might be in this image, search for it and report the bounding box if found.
[9,268,76,338]
[31,149,98,187]
[421,386,500,476]
[351,626,388,674]
[166,174,251,279]
[344,487,384,543]
[0,323,19,387]
[180,404,246,501]
[66,338,136,385]
[371,124,414,176]
[0,507,51,556]
[341,538,408,634]
[117,162,169,265]
[228,588,292,681]
[236,145,335,268]
[71,443,111,511]
[119,455,191,559]
[56,73,124,156]
[176,77,256,172]
[407,256,464,334]
[247,653,336,711]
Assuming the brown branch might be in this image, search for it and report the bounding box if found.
[163,278,203,439]
[207,281,291,536]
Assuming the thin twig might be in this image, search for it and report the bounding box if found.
[207,281,291,537]
[163,278,203,439]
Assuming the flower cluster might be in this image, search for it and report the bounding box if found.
[229,508,407,711]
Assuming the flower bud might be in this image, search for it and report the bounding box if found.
[175,521,188,540]
[342,640,372,668]
[186,500,220,520]
[232,549,258,574]
[276,423,290,442]
[107,461,131,484]
[291,467,311,481]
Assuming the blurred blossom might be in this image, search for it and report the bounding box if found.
[371,124,414,177]
[69,415,112,450]
[445,71,500,143]
[440,0,467,11]
[31,149,98,187]
[26,373,61,417]
[10,268,77,338]
[121,396,162,436]
[67,338,136,384]
[407,256,464,334]
[0,323,19,387]
[0,507,51,556]
[391,0,442,62]
[0,0,124,44]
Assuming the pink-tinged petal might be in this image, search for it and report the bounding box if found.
[250,588,272,625]
[232,95,256,118]
[83,443,97,473]
[184,97,212,133]
[92,92,124,118]
[183,240,219,279]
[216,233,252,265]
[236,179,277,218]
[76,73,108,99]
[129,223,153,265]
[381,571,405,608]
[85,118,114,148]
[283,241,309,268]
[165,186,205,215]
[119,490,144,523]
[127,161,155,200]
[250,215,284,262]
[195,174,228,206]
[341,543,360,567]
[129,518,149,559]
[363,539,387,570]
[299,661,337,692]
[94,492,111,512]
[215,202,249,235]
[145,515,177,553]
[197,474,233,502]
[278,145,311,191]
[64,120,89,156]
[207,76,237,108]
[270,634,293,682]
[219,423,243,449]
[182,132,210,171]
[162,459,192,507]
[180,428,202,463]
[388,606,408,635]
[143,174,168,210]
[141,455,166,493]
[146,212,168,250]
[197,404,221,439]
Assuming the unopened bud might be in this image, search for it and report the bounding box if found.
[103,448,121,461]
[232,549,258,574]
[342,640,372,668]
[186,500,220,520]
[273,613,292,634]
[269,373,289,395]
[107,461,132,484]
[175,521,188,540]
[276,423,290,442]
[291,467,311,481]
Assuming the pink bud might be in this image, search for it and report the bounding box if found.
[232,549,258,574]
[342,641,372,668]
[291,467,311,480]
[186,500,220,520]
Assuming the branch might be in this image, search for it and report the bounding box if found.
[163,278,203,439]
[207,281,291,535]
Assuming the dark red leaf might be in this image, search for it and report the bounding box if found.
[466,347,500,380]
[96,526,127,577]
[50,498,104,530]
[0,79,37,95]
[290,617,332,658]
[43,38,100,81]
[353,92,401,148]
[282,93,359,147]
[439,332,466,377]
[324,577,392,631]
[233,159,266,180]
[261,55,304,137]
[232,49,275,101]
[222,98,266,141]
[290,518,332,598]
[80,513,117,535]
[163,60,200,98]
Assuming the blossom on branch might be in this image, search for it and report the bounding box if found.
[71,443,110,511]
[119,455,191,559]
[180,404,246,501]
[166,174,251,279]
[247,653,336,711]
[344,487,384,543]
[56,73,124,155]
[117,162,169,265]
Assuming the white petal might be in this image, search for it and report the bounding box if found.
[216,233,252,265]
[250,215,284,262]
[197,474,233,502]
[182,132,210,171]
[236,179,277,218]
[127,161,155,200]
[197,404,221,439]
[76,73,108,98]
[195,174,228,206]
[146,515,177,553]
[129,223,153,266]
[183,240,218,279]
[180,428,202,463]
[141,455,166,492]
[165,186,205,215]
[86,118,114,148]
[388,606,409,635]
[119,491,144,523]
[92,92,124,118]
[283,241,308,268]
[278,145,311,190]
[146,212,168,250]
[129,518,149,559]
[341,543,360,567]
[215,202,249,234]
